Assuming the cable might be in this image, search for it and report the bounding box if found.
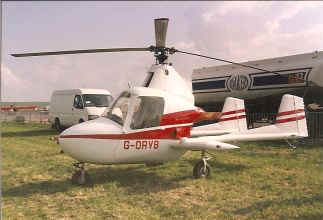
[174,49,309,83]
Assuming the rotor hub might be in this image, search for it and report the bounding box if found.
[149,46,177,64]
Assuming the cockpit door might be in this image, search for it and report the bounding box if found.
[115,95,167,163]
[123,95,165,132]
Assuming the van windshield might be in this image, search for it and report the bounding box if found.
[82,94,113,107]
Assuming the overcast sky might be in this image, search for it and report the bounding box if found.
[2,1,323,102]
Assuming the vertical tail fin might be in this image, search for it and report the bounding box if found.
[202,94,308,142]
[191,97,247,136]
[191,94,308,141]
[219,97,248,132]
[275,94,308,137]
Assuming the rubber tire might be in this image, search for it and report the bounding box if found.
[79,119,84,123]
[71,170,90,185]
[54,118,62,132]
[193,160,211,179]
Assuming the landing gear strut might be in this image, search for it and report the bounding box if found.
[72,162,90,185]
[193,150,213,178]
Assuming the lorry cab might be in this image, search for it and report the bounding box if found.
[49,88,113,131]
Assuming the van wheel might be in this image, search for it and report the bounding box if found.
[55,118,62,132]
[79,119,84,124]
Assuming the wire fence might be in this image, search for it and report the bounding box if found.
[0,110,322,141]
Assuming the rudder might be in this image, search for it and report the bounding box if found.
[219,97,247,132]
[275,94,308,137]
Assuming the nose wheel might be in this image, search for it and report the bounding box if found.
[193,151,213,178]
[72,162,90,185]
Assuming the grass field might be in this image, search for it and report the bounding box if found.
[2,122,323,219]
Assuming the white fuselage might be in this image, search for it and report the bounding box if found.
[59,117,187,164]
[59,85,197,165]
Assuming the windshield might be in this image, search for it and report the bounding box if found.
[106,92,131,125]
[82,94,113,107]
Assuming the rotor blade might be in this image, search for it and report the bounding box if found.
[11,47,150,57]
[154,18,169,48]
[174,49,308,82]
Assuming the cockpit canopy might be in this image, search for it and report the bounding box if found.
[106,89,165,130]
[106,87,196,131]
[130,96,164,129]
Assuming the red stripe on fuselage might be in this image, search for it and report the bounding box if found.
[160,109,246,125]
[160,110,201,126]
[60,126,191,140]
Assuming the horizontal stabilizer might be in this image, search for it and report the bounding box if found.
[173,137,240,151]
[197,95,308,143]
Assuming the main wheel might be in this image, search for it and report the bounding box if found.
[193,160,211,179]
[71,170,90,185]
[54,118,62,132]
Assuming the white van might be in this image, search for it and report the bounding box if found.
[49,89,113,131]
